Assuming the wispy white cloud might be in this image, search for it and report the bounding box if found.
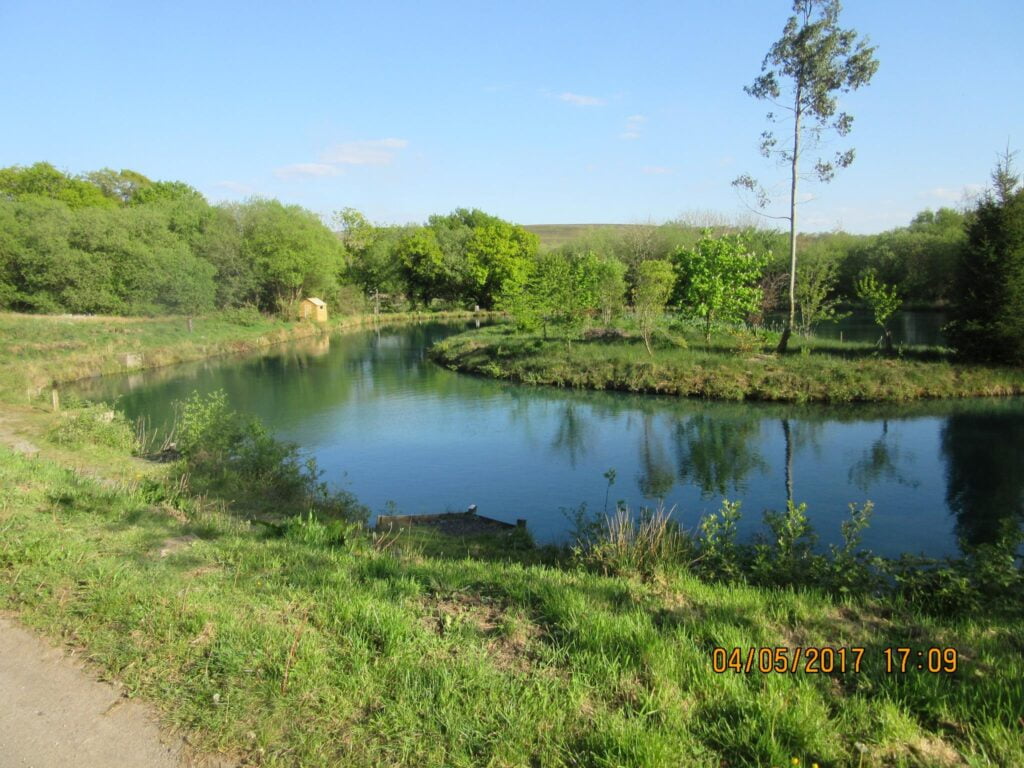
[320,138,409,166]
[274,163,345,180]
[559,92,606,107]
[212,180,254,195]
[274,138,410,181]
[620,114,647,140]
[642,165,672,175]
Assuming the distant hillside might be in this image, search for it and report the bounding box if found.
[522,224,646,250]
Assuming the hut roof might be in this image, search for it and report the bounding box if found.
[304,297,326,307]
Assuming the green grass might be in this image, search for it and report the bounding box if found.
[2,446,1021,767]
[431,323,1024,403]
[523,224,647,251]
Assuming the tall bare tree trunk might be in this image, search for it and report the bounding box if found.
[777,97,801,355]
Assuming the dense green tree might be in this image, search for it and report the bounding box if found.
[588,253,628,325]
[0,163,365,317]
[0,162,114,209]
[192,204,254,307]
[397,227,447,307]
[464,220,537,308]
[734,0,879,353]
[947,154,1024,364]
[84,168,153,204]
[0,198,76,311]
[240,200,345,313]
[427,209,537,308]
[673,232,768,343]
[500,250,606,342]
[336,210,406,308]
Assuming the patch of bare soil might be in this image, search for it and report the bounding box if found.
[420,592,544,673]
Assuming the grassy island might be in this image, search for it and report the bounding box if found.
[430,324,1024,403]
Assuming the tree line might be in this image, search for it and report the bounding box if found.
[2,158,1021,364]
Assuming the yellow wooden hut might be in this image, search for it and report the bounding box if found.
[300,297,328,322]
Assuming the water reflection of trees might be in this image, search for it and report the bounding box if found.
[847,420,919,492]
[941,411,1024,547]
[551,403,590,467]
[674,414,766,497]
[637,414,675,499]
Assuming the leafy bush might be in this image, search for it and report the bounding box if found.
[173,390,367,521]
[215,305,265,326]
[750,501,819,586]
[886,529,1024,615]
[47,404,138,451]
[694,499,744,581]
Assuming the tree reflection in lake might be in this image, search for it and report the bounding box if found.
[848,420,920,492]
[941,409,1024,547]
[551,403,590,468]
[674,413,765,498]
[636,413,675,499]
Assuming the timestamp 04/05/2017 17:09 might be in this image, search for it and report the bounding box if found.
[711,646,960,675]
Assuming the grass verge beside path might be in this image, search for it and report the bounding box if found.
[1,447,1022,767]
[431,325,1024,403]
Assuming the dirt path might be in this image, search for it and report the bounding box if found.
[0,615,223,768]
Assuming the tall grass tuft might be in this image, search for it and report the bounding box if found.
[577,503,691,577]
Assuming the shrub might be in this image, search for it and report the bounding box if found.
[694,499,744,581]
[173,390,367,521]
[47,404,138,452]
[215,305,265,326]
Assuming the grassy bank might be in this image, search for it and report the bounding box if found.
[0,309,487,403]
[431,324,1024,403]
[2,443,1022,767]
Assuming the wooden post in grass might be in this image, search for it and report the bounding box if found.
[51,388,60,413]
[187,317,194,333]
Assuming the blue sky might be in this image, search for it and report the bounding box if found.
[2,1,1021,233]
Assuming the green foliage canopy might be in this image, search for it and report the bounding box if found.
[674,232,768,342]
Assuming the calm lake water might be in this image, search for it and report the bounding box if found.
[769,309,949,346]
[73,320,1023,559]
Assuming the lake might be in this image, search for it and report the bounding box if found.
[72,320,1023,559]
[768,309,949,346]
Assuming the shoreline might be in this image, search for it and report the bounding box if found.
[2,310,494,403]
